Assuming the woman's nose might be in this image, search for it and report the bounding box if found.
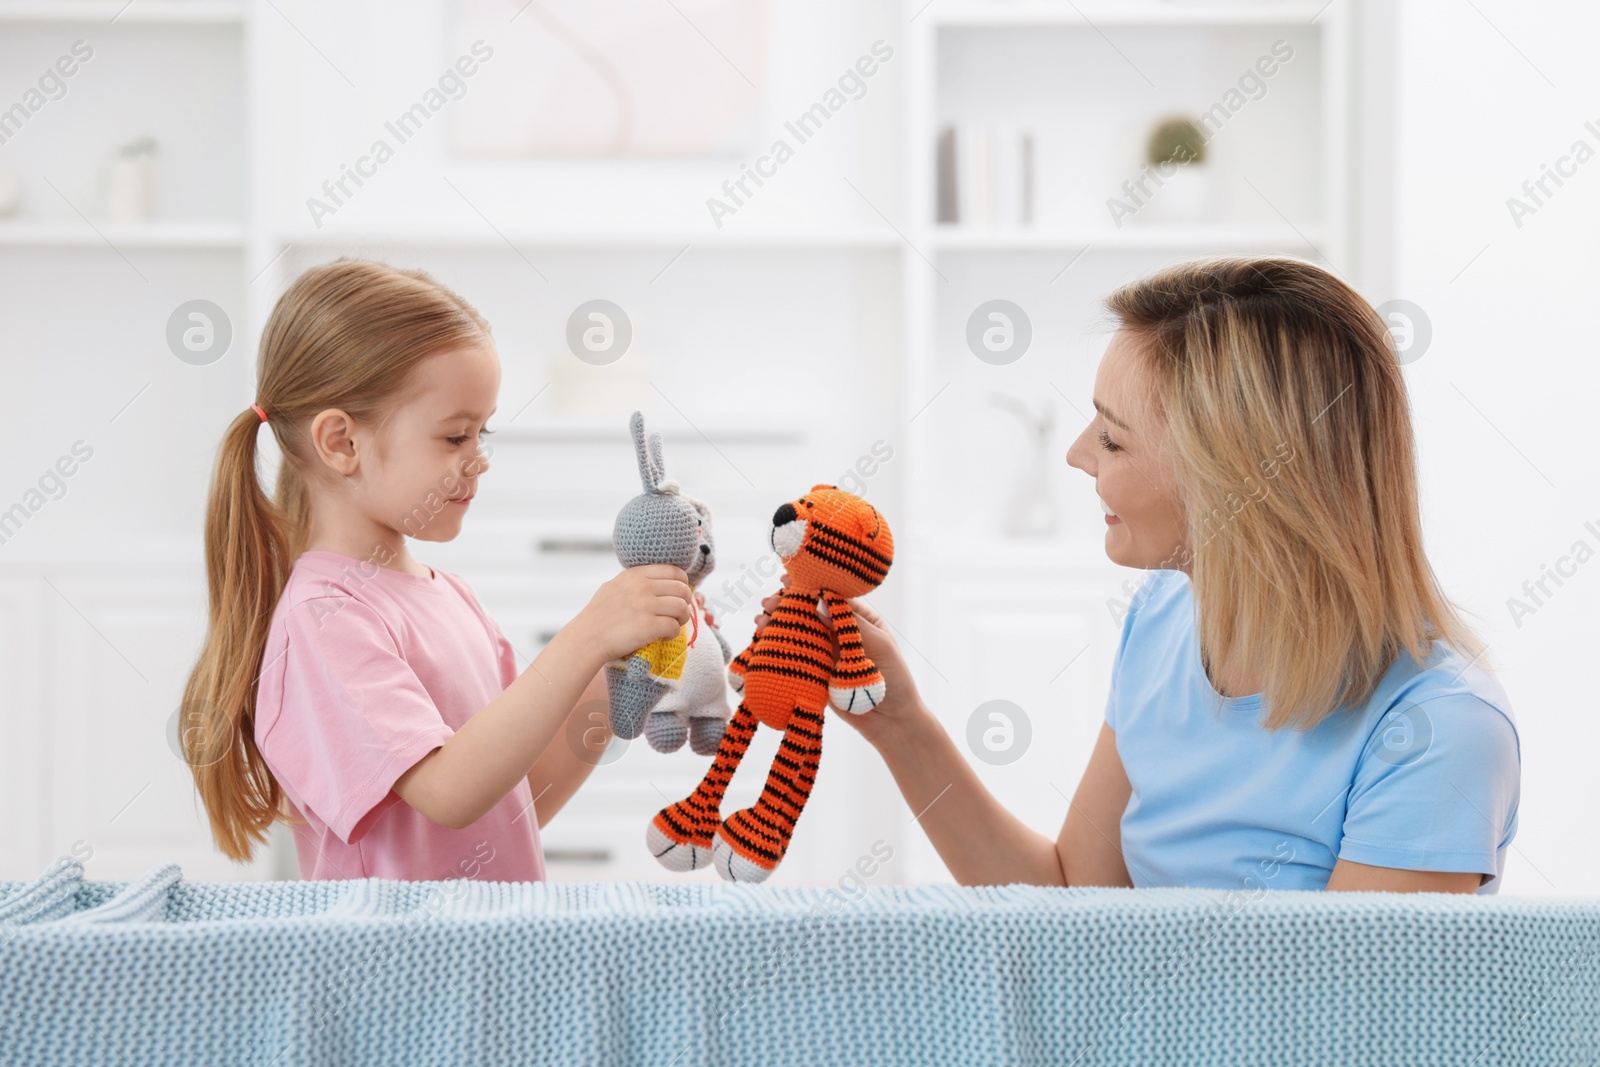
[1064,434,1090,475]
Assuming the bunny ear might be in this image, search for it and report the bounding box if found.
[629,411,655,492]
[647,431,667,487]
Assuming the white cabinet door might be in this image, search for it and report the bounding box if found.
[0,578,46,879]
[905,552,1128,884]
[46,573,277,882]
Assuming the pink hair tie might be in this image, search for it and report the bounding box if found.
[250,403,268,423]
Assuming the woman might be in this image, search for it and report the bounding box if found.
[760,255,1520,894]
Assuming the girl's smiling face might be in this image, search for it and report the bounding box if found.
[306,342,500,555]
[372,343,500,543]
[1065,328,1190,571]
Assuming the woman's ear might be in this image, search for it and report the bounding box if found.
[309,408,360,477]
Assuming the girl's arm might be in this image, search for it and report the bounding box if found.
[394,565,692,830]
[524,668,610,827]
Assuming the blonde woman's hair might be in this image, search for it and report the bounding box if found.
[1106,255,1487,731]
[180,259,490,862]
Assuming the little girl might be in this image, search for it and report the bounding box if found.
[180,258,693,881]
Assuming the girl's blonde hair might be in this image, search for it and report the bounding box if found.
[180,258,490,862]
[1106,255,1487,731]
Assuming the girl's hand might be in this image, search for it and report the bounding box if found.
[573,564,693,664]
[754,576,925,750]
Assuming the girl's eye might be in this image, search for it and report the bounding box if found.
[1097,429,1121,454]
[448,428,495,446]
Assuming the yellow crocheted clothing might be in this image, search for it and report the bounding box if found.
[636,624,689,682]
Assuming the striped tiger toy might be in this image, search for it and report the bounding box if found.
[648,485,893,882]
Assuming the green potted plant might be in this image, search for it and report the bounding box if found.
[1141,115,1212,224]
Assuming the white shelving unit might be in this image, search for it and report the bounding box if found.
[0,0,1391,886]
[891,0,1370,881]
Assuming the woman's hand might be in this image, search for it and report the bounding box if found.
[754,576,926,749]
[571,564,693,665]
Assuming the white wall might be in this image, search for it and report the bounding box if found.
[1396,0,1600,895]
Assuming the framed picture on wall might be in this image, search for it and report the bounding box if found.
[448,0,771,158]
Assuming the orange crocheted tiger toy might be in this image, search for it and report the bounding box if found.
[648,485,893,882]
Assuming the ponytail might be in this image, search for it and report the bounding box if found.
[180,409,294,862]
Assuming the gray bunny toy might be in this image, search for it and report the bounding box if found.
[607,411,733,752]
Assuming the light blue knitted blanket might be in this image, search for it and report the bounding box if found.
[3,857,1597,1065]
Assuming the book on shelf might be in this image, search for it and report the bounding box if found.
[936,123,1035,227]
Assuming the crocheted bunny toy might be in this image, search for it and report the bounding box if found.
[648,485,893,882]
[608,411,733,750]
[645,492,735,756]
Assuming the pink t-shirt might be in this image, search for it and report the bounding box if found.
[254,549,546,882]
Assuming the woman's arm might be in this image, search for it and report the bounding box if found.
[760,590,1133,887]
[871,709,1135,887]
[1325,860,1483,893]
[764,588,1485,893]
[869,701,1067,886]
[1056,722,1136,887]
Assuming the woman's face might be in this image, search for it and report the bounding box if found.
[1065,328,1190,571]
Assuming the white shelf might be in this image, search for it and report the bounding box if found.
[492,417,806,446]
[0,533,205,569]
[930,1,1330,28]
[275,226,905,251]
[933,224,1327,252]
[0,221,247,249]
[0,0,245,23]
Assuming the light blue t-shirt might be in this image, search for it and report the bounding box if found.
[1106,570,1521,894]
